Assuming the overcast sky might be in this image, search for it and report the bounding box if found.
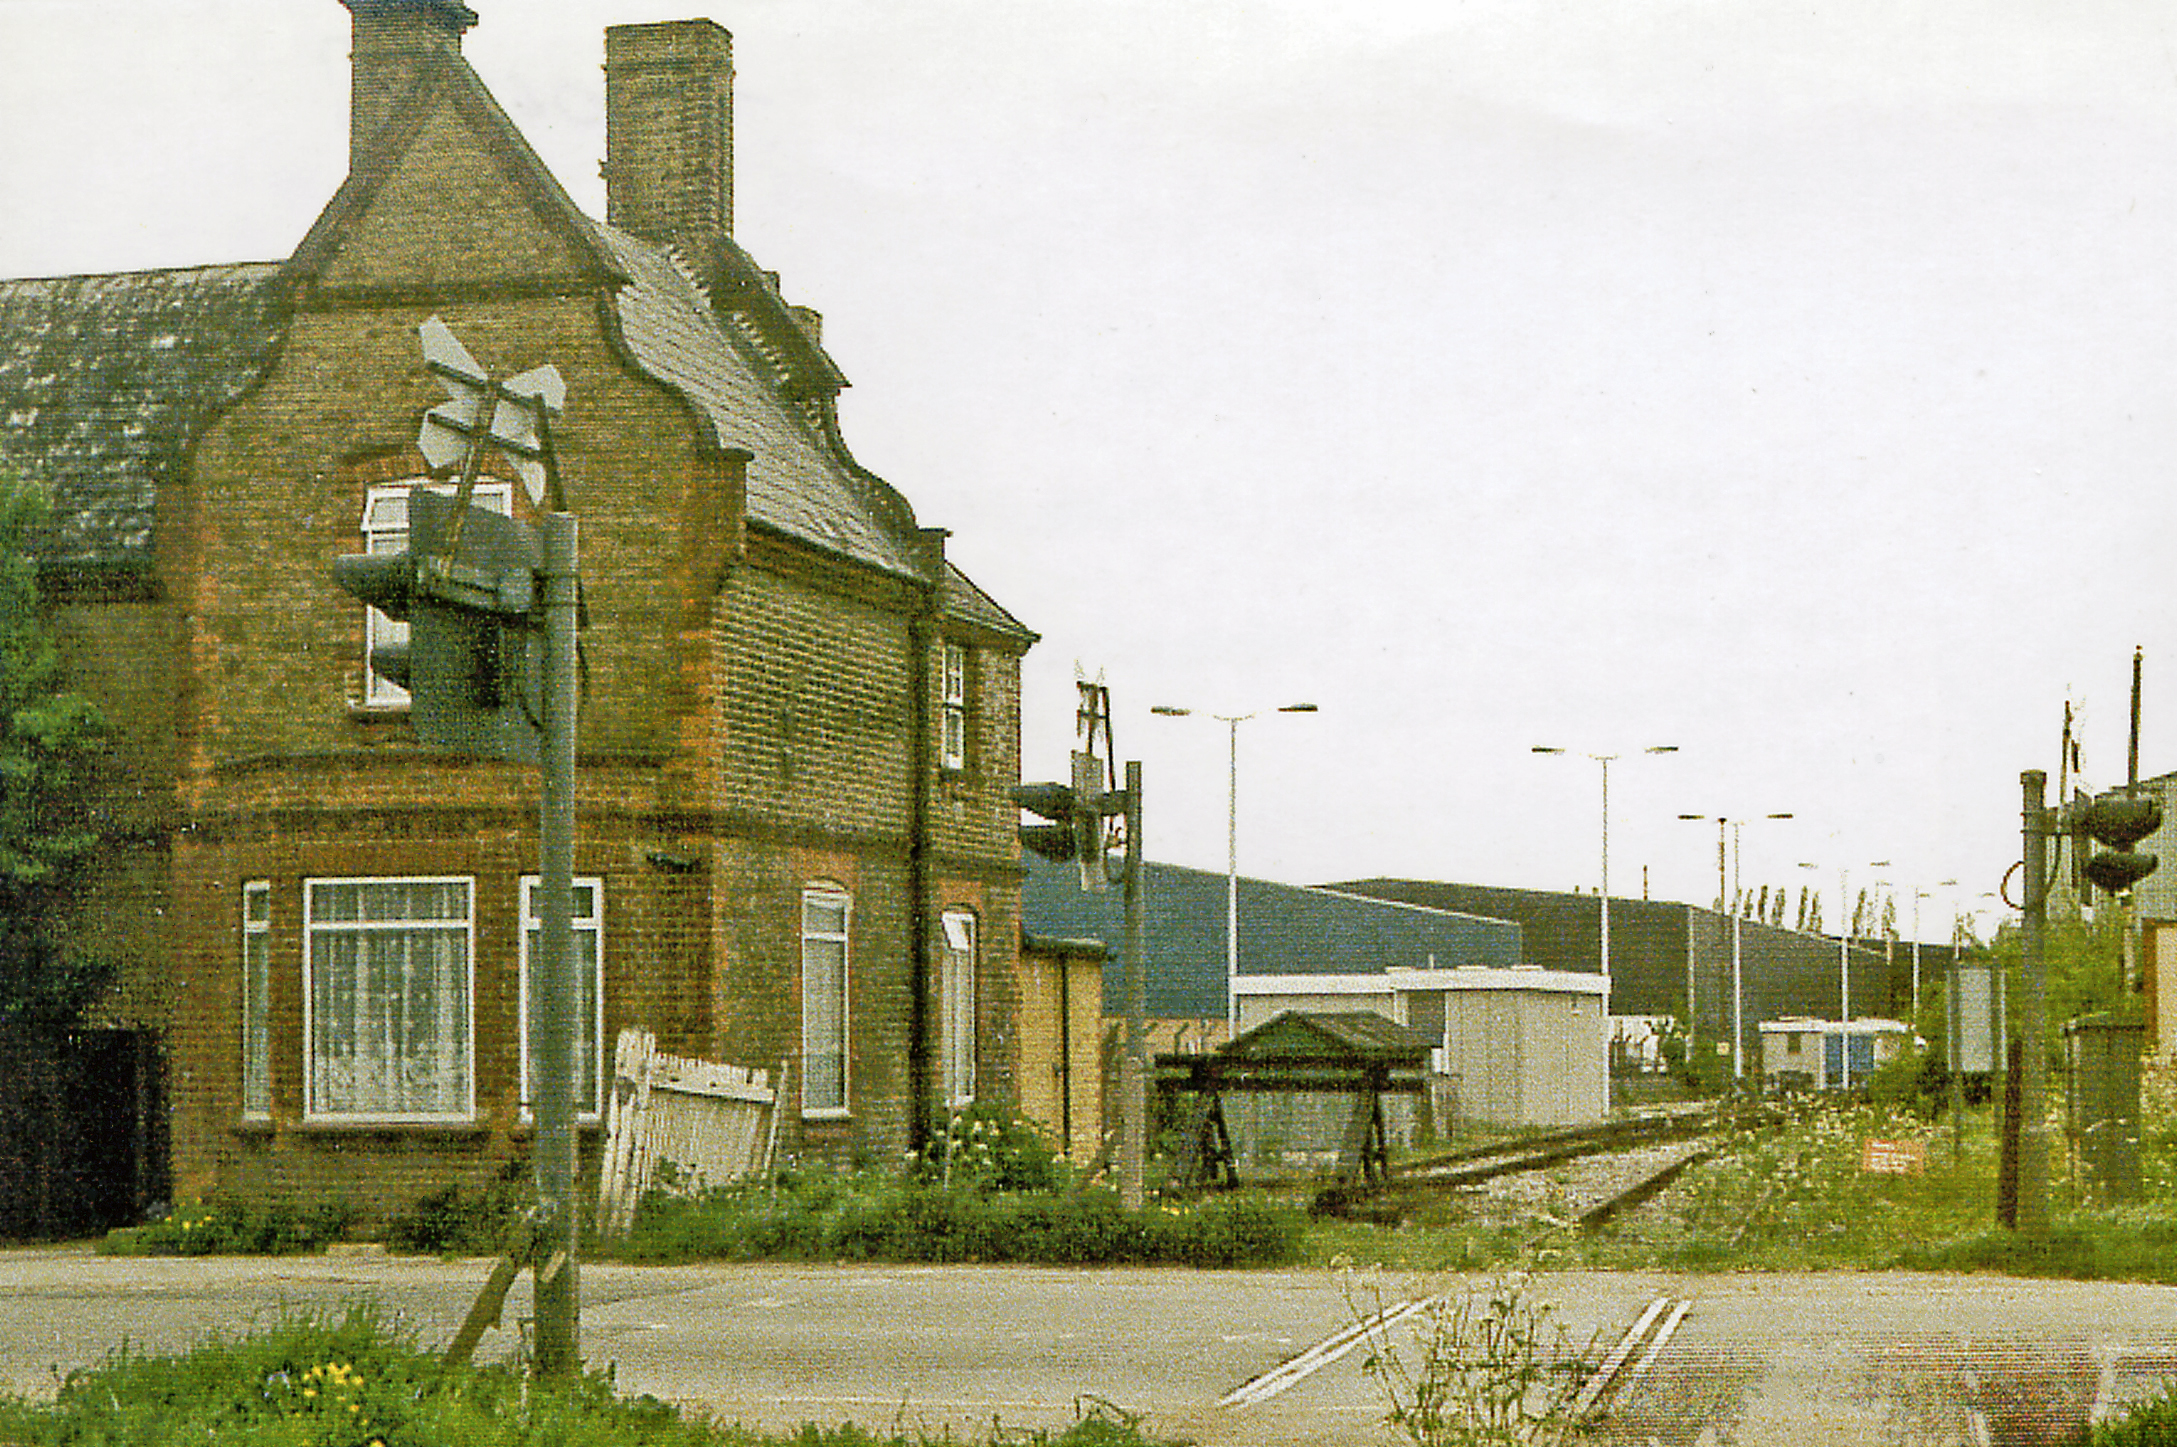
[4,0,2174,942]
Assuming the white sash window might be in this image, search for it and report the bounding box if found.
[304,877,474,1120]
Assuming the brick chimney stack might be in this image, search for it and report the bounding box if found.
[604,21,734,247]
[342,0,478,168]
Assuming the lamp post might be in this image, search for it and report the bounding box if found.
[1868,865,1893,1020]
[1678,811,1793,1084]
[1533,745,1679,1082]
[1799,860,1855,1085]
[1151,702,1318,1035]
[1914,880,1958,1022]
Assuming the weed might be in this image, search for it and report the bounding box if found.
[2092,1383,2177,1445]
[1346,1265,1599,1446]
[910,1103,1070,1194]
[100,1197,353,1257]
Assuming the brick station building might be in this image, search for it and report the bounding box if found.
[0,3,1035,1218]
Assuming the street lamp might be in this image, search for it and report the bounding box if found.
[1913,880,1958,1021]
[1532,745,1679,1057]
[1151,701,1318,1035]
[1678,811,1794,1083]
[1798,860,1855,1085]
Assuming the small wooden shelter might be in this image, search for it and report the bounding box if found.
[1153,1010,1437,1190]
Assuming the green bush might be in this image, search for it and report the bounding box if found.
[384,1159,529,1256]
[618,1173,1303,1270]
[1864,1044,1947,1120]
[912,1103,1070,1194]
[101,1197,353,1257]
[2094,1386,2177,1445]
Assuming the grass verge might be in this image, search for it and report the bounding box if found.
[0,1303,1179,1447]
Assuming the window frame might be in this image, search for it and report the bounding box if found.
[301,875,477,1123]
[800,884,852,1118]
[518,875,606,1124]
[240,881,272,1120]
[359,480,514,708]
[939,640,968,772]
[940,909,977,1109]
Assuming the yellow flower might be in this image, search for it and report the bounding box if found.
[303,1388,316,1399]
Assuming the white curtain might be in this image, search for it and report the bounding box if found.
[309,880,470,1117]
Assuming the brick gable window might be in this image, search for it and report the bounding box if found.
[940,909,976,1108]
[801,884,851,1116]
[241,881,272,1120]
[304,877,474,1121]
[360,481,513,708]
[940,641,968,772]
[519,876,604,1121]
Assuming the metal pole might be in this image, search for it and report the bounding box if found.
[1599,756,1612,1014]
[1838,865,1851,1088]
[2018,768,2050,1236]
[1119,761,1146,1210]
[1731,823,1745,1084]
[531,510,580,1378]
[1912,892,1923,1023]
[1947,925,1964,1164]
[1225,719,1238,1038]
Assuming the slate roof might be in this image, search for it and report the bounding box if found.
[0,49,1034,647]
[1020,856,1524,1019]
[0,264,286,578]
[587,223,931,581]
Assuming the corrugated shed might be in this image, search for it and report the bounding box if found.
[1019,856,1524,1019]
[0,264,286,571]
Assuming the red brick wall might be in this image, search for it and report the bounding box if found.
[81,46,1031,1223]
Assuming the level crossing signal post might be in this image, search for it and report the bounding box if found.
[1013,683,1145,1207]
[332,318,582,1378]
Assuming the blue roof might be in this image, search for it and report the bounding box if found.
[1020,857,1523,1019]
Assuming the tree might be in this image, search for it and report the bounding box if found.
[0,474,111,1029]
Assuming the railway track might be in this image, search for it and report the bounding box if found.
[1314,1099,1772,1226]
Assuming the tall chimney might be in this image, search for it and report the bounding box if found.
[604,21,734,246]
[342,0,478,167]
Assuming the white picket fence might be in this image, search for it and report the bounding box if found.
[594,1029,782,1240]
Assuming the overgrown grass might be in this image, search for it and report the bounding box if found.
[616,1173,1304,1270]
[1307,1087,2177,1282]
[0,1304,1180,1447]
[2093,1386,2177,1445]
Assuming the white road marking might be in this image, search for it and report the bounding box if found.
[1217,1293,1438,1409]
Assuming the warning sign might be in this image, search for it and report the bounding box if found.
[1861,1138,1927,1175]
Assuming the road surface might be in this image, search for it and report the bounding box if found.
[0,1247,2171,1445]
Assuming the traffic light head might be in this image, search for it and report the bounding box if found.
[1010,752,1117,891]
[2080,793,2161,895]
[331,551,416,622]
[332,490,544,762]
[1011,781,1081,862]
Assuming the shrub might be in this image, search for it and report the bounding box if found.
[384,1159,529,1256]
[101,1197,353,1257]
[617,1172,1303,1270]
[912,1103,1070,1194]
[1864,1044,1947,1121]
[2094,1384,2177,1445]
